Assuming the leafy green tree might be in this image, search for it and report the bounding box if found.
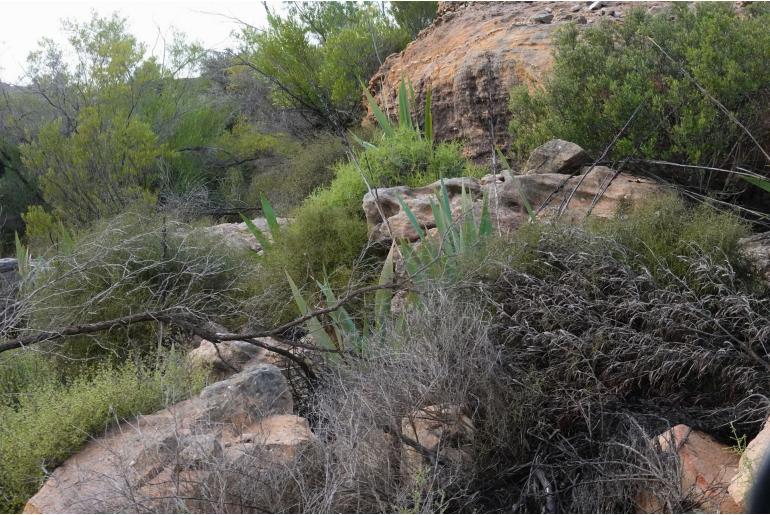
[21,107,161,225]
[238,2,409,132]
[16,13,289,228]
[390,1,438,40]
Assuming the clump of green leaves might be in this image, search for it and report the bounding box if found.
[509,3,770,198]
[0,351,205,513]
[239,2,411,131]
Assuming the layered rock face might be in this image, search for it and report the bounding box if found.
[368,1,667,160]
[23,364,315,513]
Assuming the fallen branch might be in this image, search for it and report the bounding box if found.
[0,282,402,359]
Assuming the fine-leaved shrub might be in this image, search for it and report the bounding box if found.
[18,207,261,362]
[509,3,770,199]
[0,351,206,512]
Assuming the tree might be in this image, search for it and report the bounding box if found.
[16,13,288,229]
[237,2,410,133]
[21,108,161,225]
[390,1,438,40]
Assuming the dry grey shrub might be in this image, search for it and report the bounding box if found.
[3,209,263,360]
[22,218,770,513]
[80,287,507,513]
[475,223,770,512]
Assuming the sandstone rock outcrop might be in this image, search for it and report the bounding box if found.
[368,2,667,160]
[187,336,285,380]
[24,364,315,513]
[524,139,590,175]
[363,165,666,245]
[641,424,741,513]
[739,231,770,285]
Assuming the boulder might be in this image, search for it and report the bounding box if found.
[188,336,286,380]
[641,425,741,513]
[200,216,290,253]
[531,11,554,24]
[23,364,315,513]
[0,257,18,274]
[729,418,770,510]
[524,139,589,175]
[739,231,770,285]
[400,404,475,483]
[367,2,668,160]
[363,165,667,244]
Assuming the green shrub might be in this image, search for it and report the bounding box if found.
[0,352,57,410]
[249,133,346,213]
[588,195,752,286]
[509,3,770,196]
[259,125,480,286]
[0,351,205,512]
[246,124,480,326]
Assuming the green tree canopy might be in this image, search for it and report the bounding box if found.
[237,2,411,132]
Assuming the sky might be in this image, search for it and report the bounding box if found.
[0,0,274,84]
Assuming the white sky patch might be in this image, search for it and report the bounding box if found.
[0,0,275,84]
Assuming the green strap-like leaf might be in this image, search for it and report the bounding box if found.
[479,192,492,237]
[285,272,336,352]
[240,213,270,251]
[363,83,394,137]
[398,77,412,131]
[375,247,395,329]
[396,193,426,240]
[424,87,433,145]
[349,130,377,150]
[742,174,770,194]
[260,192,281,239]
[496,147,511,171]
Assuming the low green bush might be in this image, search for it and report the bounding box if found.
[247,124,482,325]
[587,194,752,286]
[509,3,770,198]
[0,351,206,513]
[249,133,346,213]
[0,352,56,410]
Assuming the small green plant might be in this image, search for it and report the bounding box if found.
[240,192,282,252]
[730,423,749,456]
[398,179,493,283]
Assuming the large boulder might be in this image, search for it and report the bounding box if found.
[199,216,290,253]
[640,425,741,514]
[363,165,666,244]
[23,364,315,513]
[187,336,286,380]
[367,2,667,160]
[729,418,770,510]
[524,139,590,175]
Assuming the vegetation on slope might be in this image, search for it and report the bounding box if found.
[1,1,770,513]
[509,3,770,205]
